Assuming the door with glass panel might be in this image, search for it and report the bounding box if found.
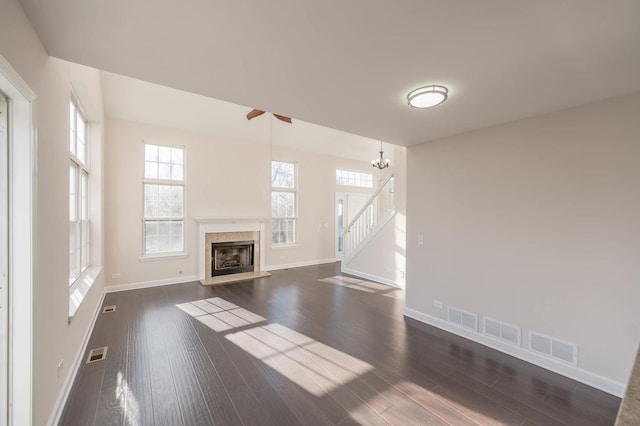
[335,192,369,259]
[0,91,8,423]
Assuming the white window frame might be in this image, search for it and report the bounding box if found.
[271,160,297,246]
[69,98,90,286]
[336,168,374,188]
[142,143,186,259]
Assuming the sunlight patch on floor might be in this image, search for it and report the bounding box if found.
[177,297,374,396]
[176,297,266,332]
[173,297,512,422]
[391,380,515,425]
[319,276,393,293]
[116,371,140,426]
[226,322,374,396]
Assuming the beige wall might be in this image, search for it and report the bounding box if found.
[104,118,375,285]
[104,118,269,285]
[406,93,640,385]
[0,0,106,424]
[267,145,376,268]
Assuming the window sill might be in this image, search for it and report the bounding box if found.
[69,265,103,323]
[271,243,298,250]
[139,251,188,262]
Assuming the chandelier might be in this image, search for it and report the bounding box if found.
[372,141,390,170]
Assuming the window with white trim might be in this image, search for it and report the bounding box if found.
[143,144,184,254]
[336,169,373,188]
[271,160,296,244]
[69,100,90,284]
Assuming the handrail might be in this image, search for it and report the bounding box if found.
[344,173,394,233]
[342,173,396,261]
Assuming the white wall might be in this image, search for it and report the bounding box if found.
[0,0,106,424]
[406,93,640,387]
[343,145,407,287]
[104,118,375,285]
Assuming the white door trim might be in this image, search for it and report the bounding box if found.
[334,193,344,259]
[0,53,36,426]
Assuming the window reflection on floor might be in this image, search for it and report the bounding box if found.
[176,297,266,332]
[319,275,401,297]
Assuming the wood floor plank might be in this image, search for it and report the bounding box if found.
[124,292,154,425]
[432,384,523,426]
[274,380,334,426]
[218,332,303,426]
[192,319,271,426]
[59,297,115,426]
[93,292,132,425]
[493,377,613,426]
[141,289,185,426]
[58,359,106,426]
[172,314,244,424]
[448,371,564,426]
[158,298,222,425]
[361,370,486,426]
[380,400,450,426]
[60,263,620,425]
[192,313,305,426]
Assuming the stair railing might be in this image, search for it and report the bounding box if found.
[343,174,395,260]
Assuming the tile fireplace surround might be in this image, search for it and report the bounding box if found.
[196,218,270,285]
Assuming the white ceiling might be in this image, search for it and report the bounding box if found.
[19,0,640,146]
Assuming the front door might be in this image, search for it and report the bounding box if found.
[335,193,369,259]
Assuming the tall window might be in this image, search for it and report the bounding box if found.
[336,169,373,188]
[69,100,90,284]
[143,144,184,254]
[271,161,296,244]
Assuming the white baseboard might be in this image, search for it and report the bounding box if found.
[403,307,626,397]
[341,266,404,289]
[264,258,337,272]
[47,291,106,426]
[105,275,200,293]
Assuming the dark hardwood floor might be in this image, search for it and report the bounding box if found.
[60,263,621,425]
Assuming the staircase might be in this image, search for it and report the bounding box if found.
[342,173,395,262]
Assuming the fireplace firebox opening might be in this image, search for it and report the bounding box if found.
[211,240,255,276]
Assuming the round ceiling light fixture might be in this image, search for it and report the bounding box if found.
[407,85,448,108]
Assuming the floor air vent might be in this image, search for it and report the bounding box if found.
[86,347,108,364]
[529,331,577,366]
[102,305,116,313]
[483,317,521,346]
[447,306,478,331]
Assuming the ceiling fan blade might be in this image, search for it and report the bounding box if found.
[246,109,266,120]
[273,113,292,124]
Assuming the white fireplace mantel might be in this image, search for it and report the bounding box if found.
[195,218,267,280]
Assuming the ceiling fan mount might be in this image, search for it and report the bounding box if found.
[246,108,292,124]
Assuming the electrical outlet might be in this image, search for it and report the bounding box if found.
[400,271,405,278]
[433,300,443,309]
[417,234,424,245]
[57,359,64,378]
[111,273,122,279]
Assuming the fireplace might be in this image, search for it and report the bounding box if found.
[211,240,255,276]
[196,219,270,285]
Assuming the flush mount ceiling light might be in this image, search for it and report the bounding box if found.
[407,85,448,108]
